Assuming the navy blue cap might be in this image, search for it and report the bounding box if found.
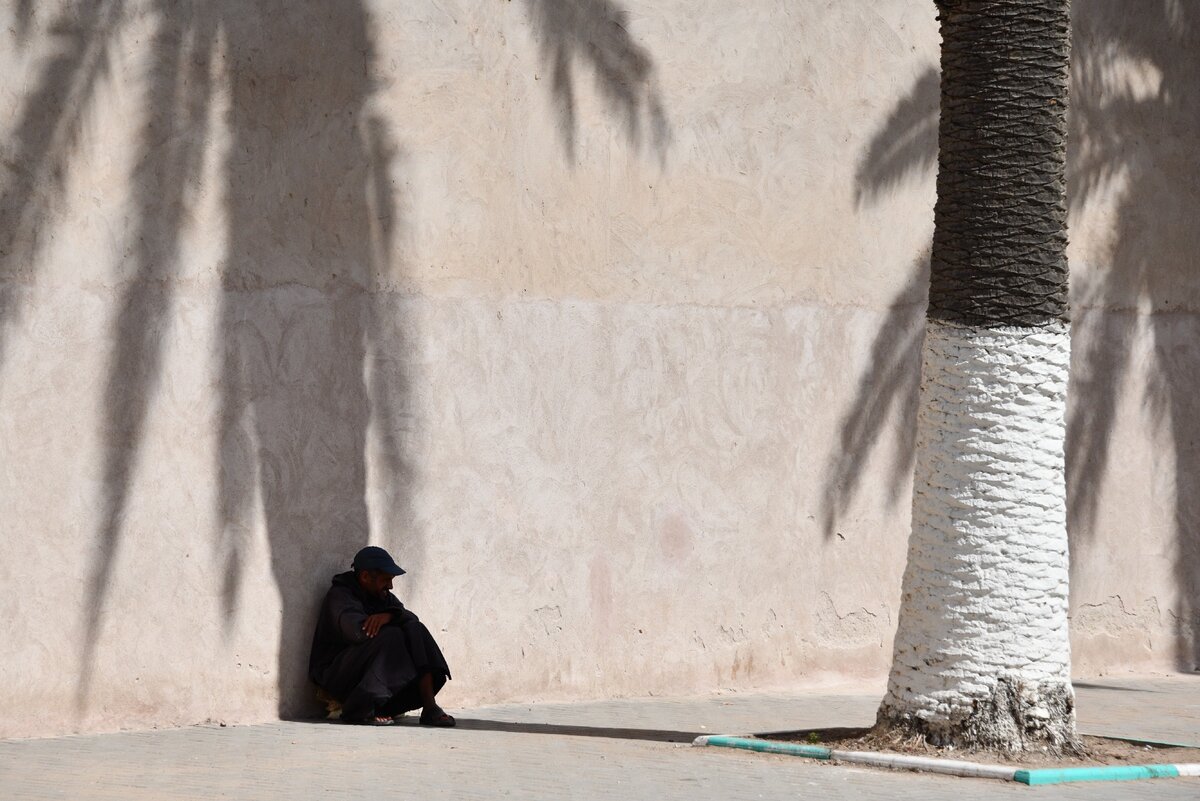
[352,546,406,576]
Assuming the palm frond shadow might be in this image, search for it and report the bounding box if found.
[854,67,938,208]
[839,0,1200,669]
[821,59,937,539]
[81,0,220,707]
[820,262,926,540]
[522,0,670,165]
[1066,0,1200,670]
[0,0,411,715]
[14,0,35,42]
[0,0,129,369]
[4,0,671,715]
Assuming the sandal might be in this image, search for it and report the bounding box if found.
[419,707,456,727]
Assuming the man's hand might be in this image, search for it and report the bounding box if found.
[363,612,393,638]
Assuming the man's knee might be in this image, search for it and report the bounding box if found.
[373,626,407,645]
[353,626,406,659]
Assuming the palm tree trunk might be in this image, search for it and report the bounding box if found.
[877,0,1076,750]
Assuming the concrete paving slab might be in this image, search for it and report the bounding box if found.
[1,674,1197,800]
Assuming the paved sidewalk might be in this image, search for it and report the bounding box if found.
[2,674,1198,800]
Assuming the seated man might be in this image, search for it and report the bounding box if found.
[308,546,454,726]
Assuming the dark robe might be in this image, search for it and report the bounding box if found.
[308,571,451,720]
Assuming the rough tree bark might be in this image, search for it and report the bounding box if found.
[877,0,1077,751]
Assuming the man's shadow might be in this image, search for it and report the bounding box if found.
[363,716,700,744]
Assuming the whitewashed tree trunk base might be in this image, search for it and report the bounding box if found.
[878,322,1077,751]
[878,676,1077,750]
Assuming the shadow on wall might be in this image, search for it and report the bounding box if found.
[1067,0,1200,671]
[522,0,670,165]
[819,259,927,540]
[13,0,33,42]
[0,0,414,718]
[209,1,415,719]
[853,69,939,209]
[826,1,1200,671]
[820,58,938,540]
[0,0,130,372]
[1,0,668,717]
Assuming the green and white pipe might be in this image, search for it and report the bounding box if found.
[694,734,1200,785]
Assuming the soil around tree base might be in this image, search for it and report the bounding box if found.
[771,727,1200,768]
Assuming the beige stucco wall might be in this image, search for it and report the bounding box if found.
[1065,0,1200,677]
[0,0,1195,740]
